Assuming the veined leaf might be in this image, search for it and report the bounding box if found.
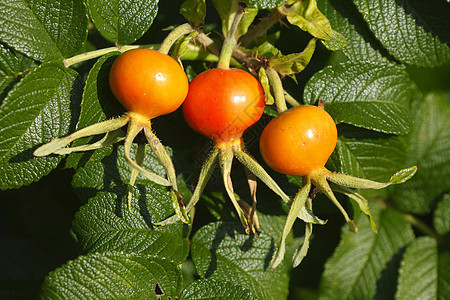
[270,38,317,75]
[304,61,415,135]
[242,0,283,9]
[392,92,450,214]
[86,0,158,45]
[353,0,450,67]
[0,43,34,96]
[319,202,415,299]
[335,126,408,181]
[279,0,332,40]
[318,0,389,62]
[191,221,290,300]
[320,30,348,51]
[180,0,206,27]
[0,61,82,189]
[40,252,183,299]
[179,278,257,300]
[73,191,189,264]
[396,237,450,300]
[0,0,88,62]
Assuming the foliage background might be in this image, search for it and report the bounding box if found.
[0,0,449,299]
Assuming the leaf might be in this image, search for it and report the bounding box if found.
[0,0,88,62]
[352,0,450,67]
[72,143,168,206]
[258,68,274,105]
[392,92,450,214]
[180,0,206,27]
[191,221,290,300]
[269,38,317,75]
[40,252,183,299]
[212,0,258,39]
[73,190,189,264]
[318,0,390,62]
[0,43,34,95]
[320,30,348,51]
[396,237,450,300]
[0,61,82,190]
[335,126,408,181]
[242,0,284,9]
[86,0,158,45]
[434,194,450,236]
[319,202,415,299]
[279,0,333,40]
[179,278,257,300]
[65,52,125,169]
[304,61,415,135]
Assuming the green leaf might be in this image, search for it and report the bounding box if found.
[40,252,183,299]
[179,278,257,300]
[352,0,450,67]
[279,0,332,40]
[0,43,34,95]
[191,221,290,300]
[180,0,206,27]
[212,0,258,39]
[242,0,283,9]
[270,38,316,75]
[65,52,124,169]
[320,30,348,51]
[258,68,274,105]
[434,194,450,236]
[396,237,450,300]
[73,191,189,264]
[0,61,82,189]
[72,143,167,204]
[319,202,415,299]
[86,0,158,45]
[318,0,389,62]
[304,61,415,135]
[0,0,88,62]
[392,92,450,214]
[335,126,408,181]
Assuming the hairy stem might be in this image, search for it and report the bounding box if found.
[217,4,245,69]
[159,23,194,55]
[64,45,157,67]
[266,67,287,113]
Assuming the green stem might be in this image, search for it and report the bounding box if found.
[284,91,301,107]
[63,44,157,67]
[159,23,194,55]
[217,5,245,69]
[403,214,441,241]
[127,143,147,215]
[266,67,288,113]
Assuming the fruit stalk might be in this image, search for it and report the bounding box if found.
[217,4,245,69]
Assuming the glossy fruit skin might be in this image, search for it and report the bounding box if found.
[183,68,265,144]
[109,48,189,119]
[259,105,337,176]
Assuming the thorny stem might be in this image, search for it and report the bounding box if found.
[63,45,157,67]
[217,4,245,69]
[266,67,288,113]
[159,23,195,55]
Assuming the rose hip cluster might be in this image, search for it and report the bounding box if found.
[34,47,416,269]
